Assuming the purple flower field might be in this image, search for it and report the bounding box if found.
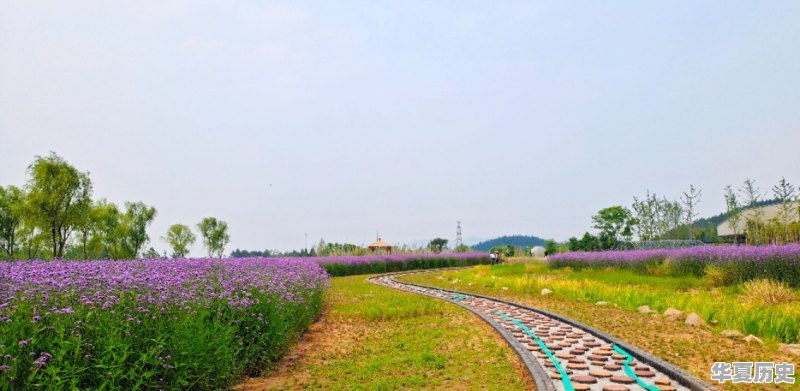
[0,258,328,389]
[548,244,800,285]
[0,258,328,312]
[303,252,492,276]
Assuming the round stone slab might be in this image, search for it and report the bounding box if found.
[567,363,589,370]
[610,375,636,384]
[603,385,629,391]
[635,370,656,378]
[589,369,613,378]
[603,364,622,371]
[571,375,598,384]
[654,378,671,385]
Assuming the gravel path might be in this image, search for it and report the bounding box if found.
[370,272,716,391]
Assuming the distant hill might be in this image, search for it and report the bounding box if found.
[471,235,546,252]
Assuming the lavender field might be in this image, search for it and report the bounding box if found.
[0,258,327,390]
[549,244,800,286]
[309,252,492,276]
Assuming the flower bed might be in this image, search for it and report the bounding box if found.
[0,258,327,390]
[548,244,800,286]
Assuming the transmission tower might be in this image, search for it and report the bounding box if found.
[456,221,463,248]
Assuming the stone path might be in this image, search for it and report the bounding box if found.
[370,272,715,391]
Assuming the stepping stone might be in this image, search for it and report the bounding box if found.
[568,358,585,364]
[550,372,561,380]
[635,365,650,371]
[612,353,626,359]
[567,363,589,370]
[556,353,575,359]
[570,349,586,355]
[589,355,609,361]
[604,364,622,371]
[572,385,591,391]
[635,370,655,378]
[654,378,671,385]
[589,369,614,378]
[656,387,676,391]
[603,385,629,391]
[571,375,598,384]
[611,375,636,384]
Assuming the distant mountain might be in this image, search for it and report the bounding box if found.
[471,235,547,252]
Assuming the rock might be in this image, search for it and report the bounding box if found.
[685,313,705,327]
[638,305,655,314]
[663,308,686,321]
[541,288,553,296]
[743,335,764,345]
[779,343,800,356]
[721,330,744,338]
[596,301,609,306]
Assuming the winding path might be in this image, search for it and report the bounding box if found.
[370,271,715,391]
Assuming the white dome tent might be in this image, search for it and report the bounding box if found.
[530,246,546,258]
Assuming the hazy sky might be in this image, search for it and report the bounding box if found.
[2,1,799,254]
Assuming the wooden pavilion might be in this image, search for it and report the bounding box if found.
[367,238,393,254]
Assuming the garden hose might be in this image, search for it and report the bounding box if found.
[495,311,576,391]
[612,345,660,391]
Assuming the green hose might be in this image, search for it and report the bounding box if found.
[612,345,660,391]
[495,311,576,391]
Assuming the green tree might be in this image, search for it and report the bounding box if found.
[26,153,92,259]
[489,244,516,257]
[197,217,230,258]
[427,237,448,253]
[164,224,195,258]
[591,206,637,243]
[454,244,471,253]
[121,201,157,258]
[142,247,163,259]
[543,239,557,255]
[93,200,126,259]
[724,185,741,244]
[680,185,702,240]
[0,185,26,257]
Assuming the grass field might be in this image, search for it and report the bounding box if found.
[238,274,532,391]
[398,261,800,391]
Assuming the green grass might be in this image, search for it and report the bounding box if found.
[241,275,529,391]
[407,262,800,343]
[398,261,800,391]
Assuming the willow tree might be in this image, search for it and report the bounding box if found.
[197,217,230,258]
[26,153,92,259]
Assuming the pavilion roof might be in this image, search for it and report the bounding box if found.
[367,238,393,248]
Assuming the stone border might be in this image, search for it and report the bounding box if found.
[373,270,717,391]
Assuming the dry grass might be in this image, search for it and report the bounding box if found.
[740,279,798,305]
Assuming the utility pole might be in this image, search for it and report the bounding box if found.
[456,221,463,248]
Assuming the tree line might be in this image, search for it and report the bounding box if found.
[0,153,230,260]
[567,177,798,252]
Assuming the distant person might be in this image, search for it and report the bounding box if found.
[489,252,497,264]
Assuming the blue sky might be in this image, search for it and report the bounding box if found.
[1,1,799,254]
